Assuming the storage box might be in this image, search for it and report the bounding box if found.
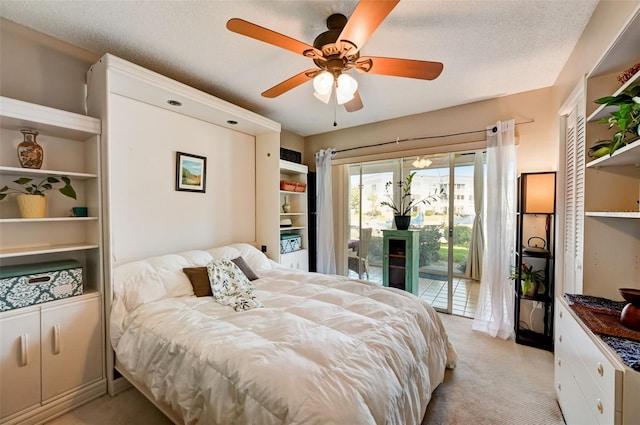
[0,260,83,312]
[280,180,297,191]
[294,182,307,192]
[280,147,302,164]
[280,233,302,254]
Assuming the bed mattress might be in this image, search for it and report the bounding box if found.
[111,245,456,425]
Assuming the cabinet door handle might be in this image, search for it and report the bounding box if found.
[20,334,28,366]
[597,399,603,414]
[558,335,562,343]
[597,362,604,377]
[559,311,563,318]
[53,323,61,355]
[557,358,561,367]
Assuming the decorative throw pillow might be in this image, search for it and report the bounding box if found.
[231,256,259,281]
[183,267,212,297]
[207,258,262,311]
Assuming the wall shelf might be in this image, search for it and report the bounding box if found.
[0,166,97,180]
[585,211,640,218]
[586,70,640,122]
[0,243,99,258]
[586,139,640,168]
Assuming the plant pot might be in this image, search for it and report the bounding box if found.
[394,215,410,230]
[16,194,46,218]
[522,279,539,297]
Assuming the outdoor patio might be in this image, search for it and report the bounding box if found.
[348,265,479,318]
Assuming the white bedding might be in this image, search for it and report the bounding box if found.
[111,244,457,425]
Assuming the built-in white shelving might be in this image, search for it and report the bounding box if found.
[0,96,106,424]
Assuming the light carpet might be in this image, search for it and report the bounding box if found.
[46,313,564,425]
[423,314,565,425]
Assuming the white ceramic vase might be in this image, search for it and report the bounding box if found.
[282,196,291,213]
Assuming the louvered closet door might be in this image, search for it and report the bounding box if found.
[563,101,585,295]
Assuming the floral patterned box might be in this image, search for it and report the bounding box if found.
[0,260,83,311]
[280,233,302,254]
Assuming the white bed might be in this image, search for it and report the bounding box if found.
[111,243,457,425]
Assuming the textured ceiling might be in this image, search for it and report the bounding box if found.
[0,0,598,137]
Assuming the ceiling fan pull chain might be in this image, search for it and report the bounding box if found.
[333,97,338,127]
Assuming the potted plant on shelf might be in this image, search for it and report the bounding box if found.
[589,84,640,159]
[380,172,443,230]
[510,263,546,297]
[0,176,77,218]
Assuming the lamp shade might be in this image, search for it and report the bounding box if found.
[336,73,358,96]
[336,88,355,105]
[313,71,333,95]
[522,172,555,213]
[313,90,331,104]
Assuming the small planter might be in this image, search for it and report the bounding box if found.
[394,215,410,230]
[522,279,540,297]
[16,194,46,218]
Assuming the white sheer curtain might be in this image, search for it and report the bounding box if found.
[472,120,516,339]
[465,151,485,280]
[315,148,336,274]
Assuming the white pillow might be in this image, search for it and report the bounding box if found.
[206,245,241,261]
[114,250,214,313]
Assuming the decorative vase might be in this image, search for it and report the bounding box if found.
[619,288,640,331]
[16,194,46,218]
[17,129,43,169]
[394,215,410,230]
[282,196,291,213]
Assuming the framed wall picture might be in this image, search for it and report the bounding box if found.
[176,151,207,193]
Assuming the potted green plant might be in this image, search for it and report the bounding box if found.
[589,84,640,159]
[0,176,77,218]
[510,263,545,297]
[380,172,442,230]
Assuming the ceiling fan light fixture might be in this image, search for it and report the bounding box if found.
[337,73,358,96]
[313,71,333,95]
[336,88,355,105]
[314,89,332,104]
[412,157,432,169]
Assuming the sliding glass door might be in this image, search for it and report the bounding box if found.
[347,160,396,281]
[347,151,483,317]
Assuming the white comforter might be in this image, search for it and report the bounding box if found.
[112,246,456,425]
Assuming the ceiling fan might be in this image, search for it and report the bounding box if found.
[226,0,443,112]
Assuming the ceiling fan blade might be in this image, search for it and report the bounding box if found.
[357,56,444,80]
[227,18,323,59]
[344,90,363,112]
[337,0,400,54]
[261,70,315,98]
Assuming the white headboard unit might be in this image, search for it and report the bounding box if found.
[87,54,281,395]
[87,54,280,263]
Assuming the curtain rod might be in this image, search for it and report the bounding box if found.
[332,119,534,155]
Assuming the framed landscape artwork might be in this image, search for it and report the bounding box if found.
[176,151,207,193]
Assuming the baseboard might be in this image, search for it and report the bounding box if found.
[2,379,106,425]
[109,375,132,396]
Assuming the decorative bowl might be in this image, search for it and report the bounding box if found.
[619,288,640,305]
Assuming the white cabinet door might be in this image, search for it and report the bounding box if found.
[41,296,103,401]
[0,310,41,418]
[281,250,309,272]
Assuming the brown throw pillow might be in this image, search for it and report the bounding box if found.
[183,267,212,297]
[231,256,259,281]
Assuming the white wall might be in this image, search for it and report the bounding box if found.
[108,94,256,261]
